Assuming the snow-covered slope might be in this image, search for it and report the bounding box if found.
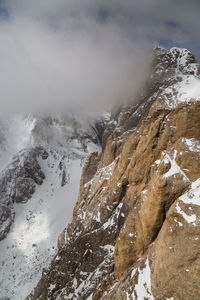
[0,113,103,299]
[151,47,200,109]
[0,155,82,299]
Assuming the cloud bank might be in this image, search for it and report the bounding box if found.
[0,0,199,115]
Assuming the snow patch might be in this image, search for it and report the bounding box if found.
[176,202,196,225]
[179,178,200,206]
[182,138,200,153]
[163,150,188,181]
[131,257,154,300]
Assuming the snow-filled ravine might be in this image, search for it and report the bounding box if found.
[0,113,101,299]
[0,155,82,299]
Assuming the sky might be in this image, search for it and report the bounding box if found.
[0,0,199,115]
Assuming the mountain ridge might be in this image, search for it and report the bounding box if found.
[31,46,200,300]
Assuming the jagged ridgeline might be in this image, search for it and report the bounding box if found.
[31,47,200,300]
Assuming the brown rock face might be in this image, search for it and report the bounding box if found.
[31,47,200,300]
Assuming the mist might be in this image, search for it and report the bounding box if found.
[0,0,199,115]
[0,17,152,115]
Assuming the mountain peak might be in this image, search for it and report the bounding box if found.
[153,46,199,78]
[31,47,200,299]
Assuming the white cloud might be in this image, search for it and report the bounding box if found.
[0,0,199,115]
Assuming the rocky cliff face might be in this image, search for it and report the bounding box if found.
[32,47,200,300]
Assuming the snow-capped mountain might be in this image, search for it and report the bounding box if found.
[30,47,200,300]
[0,113,105,299]
[2,46,200,300]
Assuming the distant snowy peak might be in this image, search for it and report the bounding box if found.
[0,111,107,298]
[0,112,107,172]
[27,113,108,157]
[149,47,200,110]
[0,112,107,242]
[153,46,200,77]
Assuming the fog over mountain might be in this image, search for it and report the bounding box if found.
[0,0,199,115]
[1,1,200,299]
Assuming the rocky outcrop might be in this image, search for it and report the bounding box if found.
[32,47,200,299]
[0,147,47,241]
